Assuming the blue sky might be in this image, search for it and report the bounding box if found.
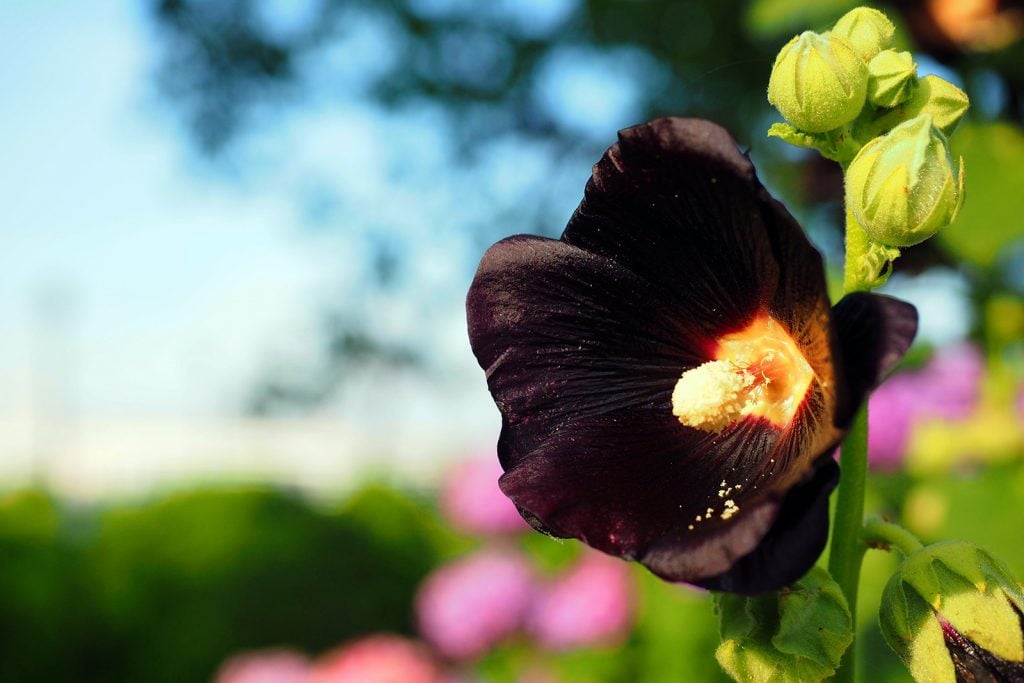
[0,3,377,418]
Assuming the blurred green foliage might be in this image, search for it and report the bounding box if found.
[745,0,858,39]
[943,122,1024,268]
[0,455,1021,682]
[0,486,454,682]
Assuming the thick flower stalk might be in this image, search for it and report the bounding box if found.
[467,117,917,595]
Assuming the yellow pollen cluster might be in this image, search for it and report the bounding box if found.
[671,314,814,433]
[671,360,757,432]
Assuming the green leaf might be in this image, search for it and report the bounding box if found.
[715,567,853,682]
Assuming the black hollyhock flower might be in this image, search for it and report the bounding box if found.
[466,118,917,595]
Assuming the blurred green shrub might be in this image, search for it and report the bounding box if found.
[0,492,102,682]
[0,484,455,683]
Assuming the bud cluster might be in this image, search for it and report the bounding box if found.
[767,6,970,284]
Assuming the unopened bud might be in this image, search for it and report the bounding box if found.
[879,541,1024,682]
[845,115,964,247]
[868,50,917,108]
[870,75,970,138]
[768,31,869,133]
[832,7,895,62]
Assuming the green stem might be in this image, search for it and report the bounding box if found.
[830,207,875,683]
[828,405,869,683]
[862,516,924,557]
[843,208,872,293]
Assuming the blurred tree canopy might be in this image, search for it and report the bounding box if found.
[149,0,773,153]
[143,0,1024,411]
[146,0,1024,150]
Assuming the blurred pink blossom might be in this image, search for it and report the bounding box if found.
[440,456,529,535]
[416,548,535,660]
[213,649,310,683]
[526,551,633,651]
[868,343,984,469]
[309,635,441,683]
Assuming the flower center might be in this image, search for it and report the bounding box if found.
[671,314,814,433]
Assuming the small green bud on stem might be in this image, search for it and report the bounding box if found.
[845,114,964,247]
[867,50,917,108]
[768,31,868,133]
[831,7,895,62]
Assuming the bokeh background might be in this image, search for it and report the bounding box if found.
[1,0,1023,681]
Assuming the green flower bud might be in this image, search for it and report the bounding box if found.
[768,31,869,133]
[879,541,1024,682]
[867,50,917,108]
[831,7,895,62]
[845,115,964,247]
[869,75,970,138]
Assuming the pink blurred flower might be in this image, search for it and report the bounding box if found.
[213,649,309,683]
[868,343,983,469]
[416,549,535,660]
[867,374,920,468]
[526,551,633,651]
[309,635,441,683]
[920,343,984,419]
[440,456,529,535]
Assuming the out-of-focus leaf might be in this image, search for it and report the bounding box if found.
[942,122,1024,267]
[633,572,726,682]
[744,0,857,38]
[903,461,1024,579]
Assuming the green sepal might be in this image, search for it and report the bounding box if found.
[857,240,901,288]
[767,122,824,150]
[715,566,853,683]
[767,122,862,164]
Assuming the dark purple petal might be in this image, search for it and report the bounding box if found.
[467,234,715,471]
[563,118,830,344]
[941,606,1024,683]
[498,410,784,578]
[693,454,840,595]
[832,293,919,426]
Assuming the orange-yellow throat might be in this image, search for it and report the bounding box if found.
[671,315,814,433]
